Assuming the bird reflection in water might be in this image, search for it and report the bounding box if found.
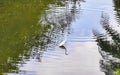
[59,45,68,55]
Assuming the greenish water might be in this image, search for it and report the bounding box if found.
[0,0,56,74]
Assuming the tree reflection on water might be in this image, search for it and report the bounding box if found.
[0,0,84,74]
[93,12,120,75]
[93,0,120,74]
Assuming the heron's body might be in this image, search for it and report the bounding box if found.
[58,38,68,55]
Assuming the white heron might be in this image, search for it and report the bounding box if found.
[58,37,68,55]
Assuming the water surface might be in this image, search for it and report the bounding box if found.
[0,0,120,75]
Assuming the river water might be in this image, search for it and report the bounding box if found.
[0,0,120,75]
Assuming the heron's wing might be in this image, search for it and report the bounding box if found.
[59,40,66,46]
